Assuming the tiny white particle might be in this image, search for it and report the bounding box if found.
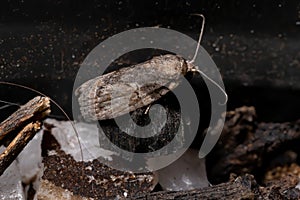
[110,175,117,181]
[48,150,57,156]
[123,192,128,197]
[87,175,95,183]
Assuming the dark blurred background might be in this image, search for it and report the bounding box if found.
[0,0,299,122]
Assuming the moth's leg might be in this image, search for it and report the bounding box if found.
[144,104,151,115]
[0,104,12,110]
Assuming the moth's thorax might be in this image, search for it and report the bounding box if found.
[151,54,188,76]
[186,62,200,76]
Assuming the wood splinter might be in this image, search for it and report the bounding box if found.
[0,96,51,176]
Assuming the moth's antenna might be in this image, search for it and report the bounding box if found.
[0,99,20,107]
[188,14,228,105]
[0,81,84,161]
[189,14,205,64]
[192,69,228,105]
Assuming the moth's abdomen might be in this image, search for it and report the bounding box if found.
[75,54,187,121]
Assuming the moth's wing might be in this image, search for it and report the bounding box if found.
[76,54,185,120]
[75,67,133,98]
[76,78,133,120]
[129,81,180,108]
[76,78,180,121]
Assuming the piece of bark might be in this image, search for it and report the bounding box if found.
[132,174,258,200]
[132,173,300,200]
[208,120,300,182]
[206,106,300,183]
[261,173,300,199]
[207,107,257,162]
[206,106,257,183]
[0,96,50,142]
[217,106,257,151]
[0,96,50,176]
[0,122,41,176]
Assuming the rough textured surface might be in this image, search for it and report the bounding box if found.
[264,163,300,183]
[133,174,257,200]
[39,124,157,199]
[133,174,300,200]
[260,174,300,199]
[207,106,300,184]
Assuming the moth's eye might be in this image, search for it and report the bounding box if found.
[181,60,189,76]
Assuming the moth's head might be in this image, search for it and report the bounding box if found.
[179,56,189,76]
[186,62,200,77]
[175,56,199,78]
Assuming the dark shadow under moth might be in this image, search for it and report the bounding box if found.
[75,54,199,121]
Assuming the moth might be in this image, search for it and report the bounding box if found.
[75,15,227,121]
